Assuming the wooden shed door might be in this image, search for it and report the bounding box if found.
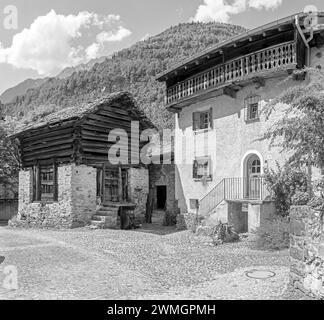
[104,167,128,203]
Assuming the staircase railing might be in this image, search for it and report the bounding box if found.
[199,177,270,216]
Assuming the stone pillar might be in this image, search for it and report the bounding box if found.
[18,168,33,220]
[71,164,97,228]
[128,167,149,224]
[228,201,246,233]
[290,205,324,299]
[248,201,275,232]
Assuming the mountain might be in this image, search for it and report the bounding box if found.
[0,78,48,104]
[56,56,108,79]
[0,56,108,105]
[3,22,247,129]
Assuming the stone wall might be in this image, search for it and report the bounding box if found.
[128,167,149,224]
[15,164,96,228]
[290,205,324,299]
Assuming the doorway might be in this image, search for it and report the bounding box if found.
[156,186,167,210]
[245,154,261,199]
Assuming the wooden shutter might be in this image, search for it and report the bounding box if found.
[209,108,213,129]
[192,112,200,131]
[193,160,198,179]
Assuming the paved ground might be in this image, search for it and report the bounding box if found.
[0,223,308,300]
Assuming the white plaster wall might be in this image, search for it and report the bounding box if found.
[175,77,296,213]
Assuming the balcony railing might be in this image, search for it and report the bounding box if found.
[199,177,271,216]
[166,41,297,106]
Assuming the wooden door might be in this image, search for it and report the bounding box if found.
[104,167,128,203]
[247,155,261,199]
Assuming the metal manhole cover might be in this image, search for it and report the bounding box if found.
[245,269,276,279]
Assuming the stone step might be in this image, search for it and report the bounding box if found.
[92,215,115,222]
[90,220,105,228]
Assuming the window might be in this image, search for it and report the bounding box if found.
[193,157,212,180]
[32,164,58,202]
[40,167,54,201]
[244,95,260,122]
[193,108,213,131]
[251,159,261,174]
[248,103,259,121]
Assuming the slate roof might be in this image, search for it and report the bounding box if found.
[12,91,154,137]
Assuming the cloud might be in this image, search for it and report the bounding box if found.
[193,0,283,23]
[249,0,282,10]
[0,10,132,75]
[96,26,132,43]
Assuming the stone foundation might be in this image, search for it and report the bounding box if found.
[289,205,324,299]
[15,164,96,228]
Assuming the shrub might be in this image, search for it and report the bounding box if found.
[264,163,308,216]
[210,222,239,246]
[253,217,290,251]
[291,191,310,205]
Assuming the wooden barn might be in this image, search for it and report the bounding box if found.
[12,92,156,229]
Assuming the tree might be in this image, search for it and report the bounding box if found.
[0,117,20,197]
[262,67,324,198]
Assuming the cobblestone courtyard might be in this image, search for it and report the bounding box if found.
[0,225,306,300]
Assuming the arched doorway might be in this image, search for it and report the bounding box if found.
[244,154,262,199]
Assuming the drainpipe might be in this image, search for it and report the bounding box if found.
[295,14,315,194]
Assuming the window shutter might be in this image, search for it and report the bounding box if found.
[192,112,199,131]
[209,108,213,129]
[193,160,198,179]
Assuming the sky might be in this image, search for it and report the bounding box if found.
[0,0,323,95]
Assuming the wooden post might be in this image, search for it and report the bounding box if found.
[118,166,123,202]
[53,160,58,201]
[102,163,106,203]
[35,163,41,201]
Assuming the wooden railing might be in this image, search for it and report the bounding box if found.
[166,41,297,105]
[199,177,270,216]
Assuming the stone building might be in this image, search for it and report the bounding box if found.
[156,12,324,232]
[12,92,159,229]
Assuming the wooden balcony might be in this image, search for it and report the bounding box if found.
[166,41,297,108]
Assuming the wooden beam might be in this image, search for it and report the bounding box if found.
[23,138,74,152]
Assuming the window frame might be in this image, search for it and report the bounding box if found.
[32,163,58,203]
[244,95,261,123]
[193,156,212,181]
[193,108,213,132]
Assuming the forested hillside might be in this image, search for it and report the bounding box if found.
[3,22,246,129]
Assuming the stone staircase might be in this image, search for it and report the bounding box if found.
[90,203,119,229]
